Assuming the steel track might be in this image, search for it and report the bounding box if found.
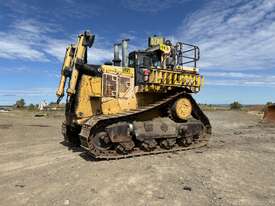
[78,91,211,159]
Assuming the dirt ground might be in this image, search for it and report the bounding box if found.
[0,110,275,206]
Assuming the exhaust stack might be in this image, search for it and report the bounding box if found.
[121,39,129,67]
[112,43,121,66]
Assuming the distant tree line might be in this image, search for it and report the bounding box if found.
[230,101,242,110]
[229,101,274,110]
[13,98,273,111]
[15,98,25,108]
[14,98,38,110]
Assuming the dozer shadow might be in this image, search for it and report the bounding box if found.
[59,140,99,162]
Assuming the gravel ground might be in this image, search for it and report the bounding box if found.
[0,110,275,206]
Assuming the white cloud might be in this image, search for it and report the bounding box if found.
[203,71,260,78]
[44,39,70,62]
[121,0,190,12]
[2,0,101,20]
[118,31,137,41]
[88,48,113,64]
[206,79,275,87]
[0,87,57,105]
[44,37,113,64]
[0,88,55,97]
[0,19,113,64]
[0,19,57,61]
[0,66,32,73]
[173,0,275,71]
[13,19,55,34]
[0,31,47,61]
[203,71,275,87]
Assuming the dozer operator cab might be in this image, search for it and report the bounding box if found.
[129,51,152,85]
[128,35,200,85]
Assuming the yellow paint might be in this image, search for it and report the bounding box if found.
[75,75,99,118]
[175,98,192,120]
[90,77,102,97]
[159,44,171,54]
[67,33,93,95]
[101,95,137,115]
[72,64,202,121]
[56,45,74,97]
[100,71,137,114]
[149,36,164,46]
[147,69,203,90]
[175,65,199,73]
[101,65,134,77]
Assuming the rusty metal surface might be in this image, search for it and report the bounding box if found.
[133,118,179,141]
[105,122,131,143]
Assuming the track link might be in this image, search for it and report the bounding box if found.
[79,91,211,159]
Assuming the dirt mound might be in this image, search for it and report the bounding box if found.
[263,104,275,123]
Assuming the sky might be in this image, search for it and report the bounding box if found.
[0,0,275,105]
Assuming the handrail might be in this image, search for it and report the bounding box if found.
[176,42,200,68]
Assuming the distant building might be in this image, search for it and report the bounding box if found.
[38,100,48,111]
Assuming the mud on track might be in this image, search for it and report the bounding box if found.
[0,110,275,206]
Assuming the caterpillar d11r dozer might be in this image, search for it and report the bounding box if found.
[56,31,211,159]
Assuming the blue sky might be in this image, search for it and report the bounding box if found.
[0,0,275,105]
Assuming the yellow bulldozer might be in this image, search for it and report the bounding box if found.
[56,31,211,159]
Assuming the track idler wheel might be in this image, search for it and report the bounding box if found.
[170,97,192,122]
[88,132,112,152]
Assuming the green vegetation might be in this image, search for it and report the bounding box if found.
[28,104,37,110]
[230,101,242,110]
[15,98,25,108]
[198,104,229,111]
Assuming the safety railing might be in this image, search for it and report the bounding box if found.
[176,42,200,68]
